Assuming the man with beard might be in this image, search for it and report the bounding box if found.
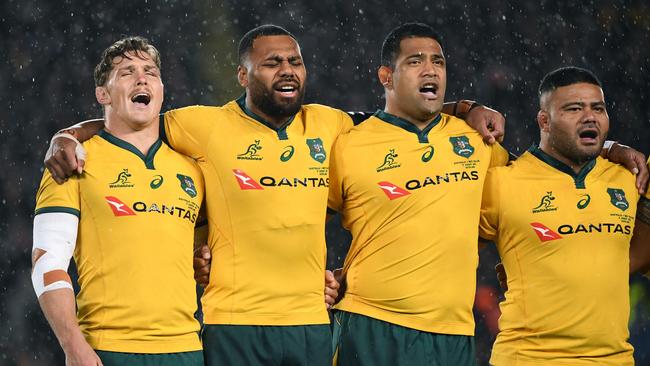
[480,67,647,365]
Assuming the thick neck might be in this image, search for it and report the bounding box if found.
[538,140,588,174]
[104,111,159,155]
[245,93,291,129]
[384,97,440,131]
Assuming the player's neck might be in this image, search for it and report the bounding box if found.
[104,115,160,155]
[383,104,440,131]
[245,96,292,129]
[538,142,588,174]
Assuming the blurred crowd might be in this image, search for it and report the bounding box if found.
[1,0,648,364]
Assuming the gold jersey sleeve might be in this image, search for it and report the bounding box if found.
[35,168,81,216]
[485,148,638,366]
[35,132,203,353]
[163,105,223,161]
[331,112,506,335]
[161,97,351,326]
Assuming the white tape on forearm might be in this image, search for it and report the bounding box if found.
[32,213,78,298]
[52,133,87,162]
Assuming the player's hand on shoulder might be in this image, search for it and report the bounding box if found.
[45,133,86,184]
[193,244,211,287]
[607,143,648,194]
[324,270,340,309]
[63,336,103,366]
[465,104,505,145]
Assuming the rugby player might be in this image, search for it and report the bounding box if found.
[33,37,204,366]
[480,66,649,365]
[327,22,510,366]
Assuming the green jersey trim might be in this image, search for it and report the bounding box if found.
[35,206,81,217]
[373,110,442,143]
[528,144,596,189]
[98,130,162,170]
[236,94,296,140]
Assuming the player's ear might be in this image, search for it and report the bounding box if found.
[237,65,248,88]
[95,86,110,105]
[378,66,393,90]
[537,110,550,132]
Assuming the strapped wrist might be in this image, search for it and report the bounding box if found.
[455,100,480,120]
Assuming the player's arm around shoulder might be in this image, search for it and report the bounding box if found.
[631,160,650,276]
[162,105,224,159]
[327,129,353,215]
[488,141,509,168]
[479,166,505,243]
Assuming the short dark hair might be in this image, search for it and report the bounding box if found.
[238,25,297,64]
[381,22,443,67]
[94,36,161,86]
[538,66,602,96]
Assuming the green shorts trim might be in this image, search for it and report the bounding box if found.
[333,311,476,366]
[202,324,332,366]
[95,350,203,366]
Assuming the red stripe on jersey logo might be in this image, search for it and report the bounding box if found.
[105,196,136,216]
[232,169,263,190]
[530,222,562,242]
[377,181,410,200]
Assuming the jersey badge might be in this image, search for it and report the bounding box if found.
[306,138,327,163]
[530,222,562,242]
[449,136,474,158]
[376,149,401,172]
[377,181,410,200]
[109,169,134,188]
[607,188,629,211]
[532,191,558,213]
[237,140,263,160]
[176,174,198,198]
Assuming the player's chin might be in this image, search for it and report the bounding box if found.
[577,144,603,159]
[128,112,158,125]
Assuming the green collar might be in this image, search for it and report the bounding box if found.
[528,144,596,189]
[373,110,442,143]
[236,94,296,140]
[98,130,162,170]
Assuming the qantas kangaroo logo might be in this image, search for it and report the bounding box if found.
[232,169,263,190]
[530,222,562,242]
[105,196,136,216]
[377,181,410,200]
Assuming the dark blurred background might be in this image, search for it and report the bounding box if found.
[1,0,649,365]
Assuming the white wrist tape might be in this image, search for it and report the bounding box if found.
[52,133,87,162]
[32,213,78,298]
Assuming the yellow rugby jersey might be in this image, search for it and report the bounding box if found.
[35,131,203,353]
[328,111,508,335]
[162,95,353,325]
[480,146,638,366]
